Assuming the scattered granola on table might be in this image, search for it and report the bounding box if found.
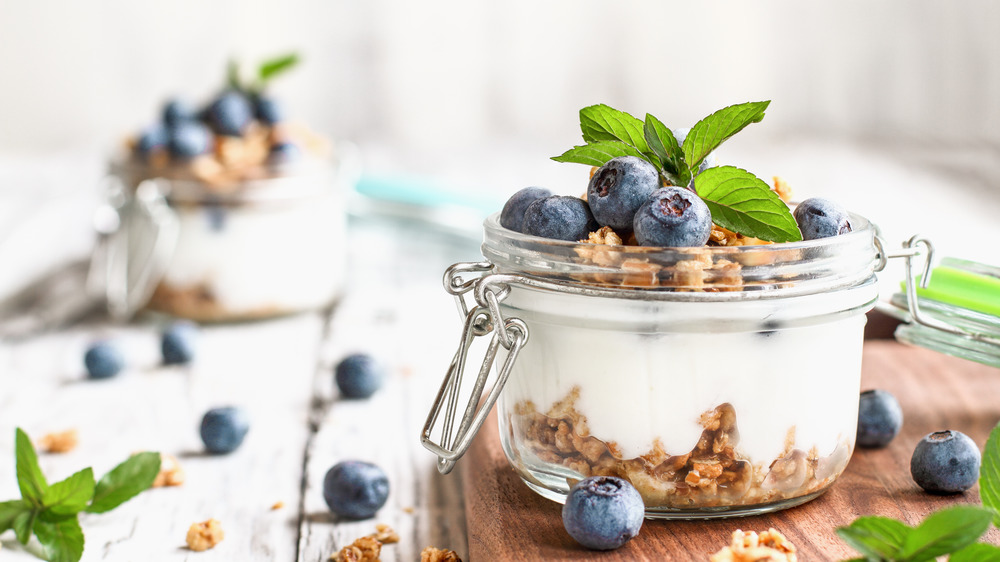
[330,524,401,561]
[186,519,224,551]
[420,546,462,562]
[38,429,78,453]
[152,453,185,487]
[271,500,285,510]
[709,528,797,562]
[373,523,399,544]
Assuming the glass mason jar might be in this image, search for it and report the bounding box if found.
[99,154,351,322]
[424,210,883,519]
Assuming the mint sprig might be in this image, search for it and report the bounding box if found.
[2,428,161,562]
[552,101,798,242]
[224,52,301,95]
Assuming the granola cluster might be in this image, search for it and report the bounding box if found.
[38,429,78,453]
[420,547,462,562]
[512,387,847,509]
[152,453,185,488]
[709,528,798,562]
[331,524,401,562]
[185,519,224,551]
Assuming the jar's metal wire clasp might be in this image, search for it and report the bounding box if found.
[421,262,529,474]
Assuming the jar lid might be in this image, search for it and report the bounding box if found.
[481,210,879,300]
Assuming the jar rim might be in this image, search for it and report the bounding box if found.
[480,209,880,298]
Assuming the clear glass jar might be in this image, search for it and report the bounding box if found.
[429,210,881,519]
[101,155,350,322]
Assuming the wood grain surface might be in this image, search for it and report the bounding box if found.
[461,341,1000,561]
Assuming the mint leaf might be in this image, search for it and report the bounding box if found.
[643,114,690,187]
[683,101,770,171]
[258,52,300,83]
[980,422,1000,525]
[551,140,647,167]
[900,505,994,561]
[836,516,911,560]
[579,104,650,154]
[16,428,48,506]
[694,166,801,242]
[0,499,29,533]
[950,542,1000,561]
[42,468,94,517]
[86,452,160,514]
[12,508,37,545]
[34,515,84,562]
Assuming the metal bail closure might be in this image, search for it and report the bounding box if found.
[421,275,528,475]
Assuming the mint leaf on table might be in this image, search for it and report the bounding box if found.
[898,505,994,561]
[0,499,29,533]
[86,452,160,514]
[42,468,94,517]
[258,52,300,83]
[950,542,1000,561]
[682,100,770,172]
[979,422,1000,525]
[579,104,651,154]
[835,515,912,560]
[34,516,85,562]
[694,166,802,242]
[643,113,690,187]
[552,140,648,167]
[16,427,48,506]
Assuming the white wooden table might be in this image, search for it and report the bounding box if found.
[0,211,480,561]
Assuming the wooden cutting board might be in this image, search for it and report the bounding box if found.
[460,340,1000,560]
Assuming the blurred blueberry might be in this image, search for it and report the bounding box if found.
[335,353,385,399]
[161,321,199,365]
[562,476,644,550]
[633,186,712,247]
[162,98,198,128]
[254,96,284,125]
[857,389,903,448]
[206,90,253,136]
[500,187,552,233]
[136,125,167,157]
[167,121,212,159]
[84,341,125,379]
[323,461,390,519]
[910,430,980,494]
[200,406,250,454]
[587,156,660,230]
[267,141,302,165]
[522,196,598,242]
[794,198,853,240]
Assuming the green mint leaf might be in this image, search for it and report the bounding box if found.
[900,505,994,561]
[950,542,1000,561]
[86,452,160,514]
[258,52,300,83]
[979,422,1000,525]
[551,140,647,167]
[683,100,770,171]
[579,104,650,154]
[42,468,94,517]
[694,166,801,242]
[643,114,691,187]
[16,428,48,506]
[836,516,912,560]
[0,499,30,534]
[12,508,37,545]
[34,515,84,562]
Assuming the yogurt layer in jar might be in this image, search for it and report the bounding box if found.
[480,210,879,518]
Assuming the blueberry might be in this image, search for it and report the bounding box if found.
[84,341,125,379]
[562,476,644,551]
[323,461,390,519]
[136,125,167,156]
[199,406,250,454]
[857,389,903,448]
[910,430,980,494]
[794,198,852,240]
[205,90,253,137]
[335,353,385,399]
[162,98,198,127]
[161,321,199,365]
[167,121,212,158]
[267,141,302,164]
[500,187,553,233]
[254,96,284,125]
[633,186,712,247]
[587,156,660,230]
[522,196,598,242]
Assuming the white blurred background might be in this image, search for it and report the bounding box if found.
[0,0,998,294]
